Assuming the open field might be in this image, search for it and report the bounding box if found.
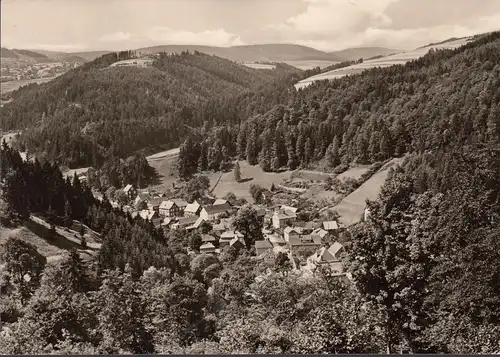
[295,37,473,89]
[108,58,153,68]
[1,75,59,93]
[284,60,339,70]
[333,157,404,227]
[336,165,371,181]
[63,167,92,178]
[242,63,276,70]
[209,161,293,202]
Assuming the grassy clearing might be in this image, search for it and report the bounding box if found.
[284,60,339,70]
[333,157,404,227]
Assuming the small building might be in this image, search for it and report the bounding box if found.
[123,184,137,200]
[312,227,329,239]
[200,203,232,221]
[272,210,297,229]
[220,230,244,247]
[172,199,188,213]
[159,200,181,217]
[268,234,286,248]
[186,217,206,231]
[200,242,217,254]
[134,192,149,208]
[280,205,298,214]
[284,227,303,243]
[161,217,177,228]
[328,241,345,260]
[171,216,198,230]
[289,234,322,254]
[322,221,339,232]
[255,240,273,256]
[184,201,203,217]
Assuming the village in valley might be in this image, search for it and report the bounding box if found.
[97,175,352,279]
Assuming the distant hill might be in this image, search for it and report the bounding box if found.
[32,49,104,63]
[330,47,401,61]
[137,43,341,62]
[0,51,301,168]
[1,47,48,61]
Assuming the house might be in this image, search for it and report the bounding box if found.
[186,217,206,231]
[213,198,229,206]
[328,241,345,259]
[184,201,202,217]
[200,242,217,254]
[159,200,181,217]
[123,184,137,200]
[138,210,150,220]
[201,234,217,244]
[280,205,298,214]
[200,203,232,221]
[322,221,339,232]
[147,197,163,212]
[220,230,244,247]
[268,234,286,248]
[212,218,233,236]
[309,247,344,274]
[172,199,188,213]
[255,240,273,256]
[312,227,329,239]
[284,227,303,242]
[171,216,198,230]
[229,237,245,250]
[272,210,297,229]
[289,234,322,254]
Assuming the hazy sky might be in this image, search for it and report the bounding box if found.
[2,0,500,52]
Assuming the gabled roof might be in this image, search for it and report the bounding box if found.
[213,198,229,206]
[268,234,285,244]
[220,230,244,240]
[230,237,244,247]
[172,198,188,207]
[200,242,216,250]
[318,247,336,262]
[190,217,206,229]
[312,228,329,238]
[280,205,298,213]
[123,184,134,192]
[148,197,163,207]
[284,226,303,234]
[203,203,231,214]
[185,202,201,213]
[159,200,176,210]
[323,221,339,231]
[177,216,198,225]
[201,234,216,242]
[274,209,296,219]
[255,240,273,249]
[328,242,344,257]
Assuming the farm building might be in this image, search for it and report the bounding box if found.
[255,240,273,256]
[200,203,232,221]
[159,200,181,217]
[184,201,203,217]
[200,243,216,254]
[272,210,297,229]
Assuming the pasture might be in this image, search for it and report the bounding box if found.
[284,60,339,70]
[332,157,404,227]
[242,63,276,70]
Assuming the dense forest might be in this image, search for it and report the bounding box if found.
[0,51,301,169]
[177,32,500,177]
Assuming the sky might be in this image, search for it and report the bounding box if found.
[2,0,500,53]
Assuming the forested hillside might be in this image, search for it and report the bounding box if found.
[177,32,500,177]
[0,51,301,168]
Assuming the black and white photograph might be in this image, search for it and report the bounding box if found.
[1,0,500,354]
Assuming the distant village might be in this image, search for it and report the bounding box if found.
[0,61,80,82]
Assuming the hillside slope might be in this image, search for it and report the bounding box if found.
[0,51,301,168]
[137,43,340,62]
[330,46,400,61]
[296,37,474,88]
